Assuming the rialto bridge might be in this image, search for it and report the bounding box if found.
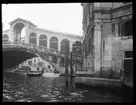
[3,18,82,70]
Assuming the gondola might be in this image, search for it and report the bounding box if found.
[27,69,44,77]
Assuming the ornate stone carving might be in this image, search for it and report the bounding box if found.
[112,7,132,18]
[95,13,111,20]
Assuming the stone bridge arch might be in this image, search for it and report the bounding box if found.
[3,42,65,71]
[3,18,82,71]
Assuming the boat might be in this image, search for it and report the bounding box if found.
[27,68,44,77]
[42,72,60,77]
[42,68,60,77]
[27,70,44,77]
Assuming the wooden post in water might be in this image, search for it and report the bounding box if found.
[70,52,73,78]
[76,56,77,72]
[65,44,69,85]
[70,52,74,89]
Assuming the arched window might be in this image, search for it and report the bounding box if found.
[39,34,47,47]
[61,39,70,54]
[29,32,37,45]
[50,37,58,50]
[3,34,9,42]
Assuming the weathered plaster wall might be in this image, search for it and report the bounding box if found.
[111,37,123,79]
[101,22,112,78]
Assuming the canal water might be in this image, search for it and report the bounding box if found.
[3,70,133,102]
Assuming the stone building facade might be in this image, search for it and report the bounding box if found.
[81,2,133,79]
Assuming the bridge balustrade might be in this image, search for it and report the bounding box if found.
[3,42,65,58]
[22,43,30,48]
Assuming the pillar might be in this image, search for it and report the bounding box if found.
[10,27,14,42]
[57,58,60,66]
[18,33,21,42]
[37,35,39,46]
[47,37,50,48]
[58,40,61,51]
[25,23,29,43]
[94,20,102,77]
[70,42,73,52]
[115,22,118,37]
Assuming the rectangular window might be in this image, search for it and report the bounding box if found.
[124,20,132,37]
[118,19,132,37]
[125,51,133,58]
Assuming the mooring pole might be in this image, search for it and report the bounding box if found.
[65,44,69,85]
[70,52,73,78]
[76,56,77,72]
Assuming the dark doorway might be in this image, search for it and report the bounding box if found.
[124,59,133,79]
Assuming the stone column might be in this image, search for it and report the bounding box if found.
[10,24,15,42]
[57,58,60,66]
[25,23,29,43]
[115,22,118,37]
[70,42,73,52]
[10,29,14,42]
[37,34,39,46]
[18,33,21,42]
[47,37,50,48]
[58,40,61,51]
[94,20,102,77]
[32,58,34,67]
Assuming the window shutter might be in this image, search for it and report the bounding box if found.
[118,23,120,36]
[122,22,124,36]
[118,22,123,36]
[112,23,115,36]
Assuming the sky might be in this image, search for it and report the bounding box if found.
[2,3,83,36]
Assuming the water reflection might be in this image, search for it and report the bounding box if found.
[3,70,133,102]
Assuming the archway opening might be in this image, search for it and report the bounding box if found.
[39,34,47,47]
[21,27,25,42]
[29,32,37,45]
[3,34,9,43]
[61,38,70,54]
[13,23,25,42]
[50,37,58,50]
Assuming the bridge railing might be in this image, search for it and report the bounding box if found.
[3,42,65,57]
